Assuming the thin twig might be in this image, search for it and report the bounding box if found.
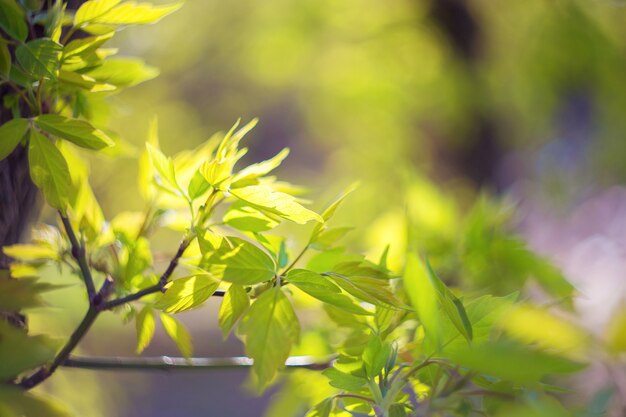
[62,354,334,371]
[60,213,96,301]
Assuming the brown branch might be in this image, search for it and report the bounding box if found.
[60,213,96,301]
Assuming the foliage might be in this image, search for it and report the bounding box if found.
[0,1,623,417]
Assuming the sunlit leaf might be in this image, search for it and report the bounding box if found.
[0,118,28,160]
[135,305,155,353]
[218,284,249,339]
[305,398,333,417]
[76,0,182,26]
[231,185,323,224]
[84,58,159,87]
[404,252,441,347]
[238,287,300,388]
[155,274,220,313]
[0,387,71,417]
[35,115,114,150]
[160,312,192,358]
[16,38,62,80]
[362,334,390,378]
[200,237,276,285]
[321,367,367,391]
[74,0,122,26]
[145,142,181,195]
[231,148,290,187]
[2,244,58,261]
[223,203,279,232]
[28,130,72,211]
[286,269,370,315]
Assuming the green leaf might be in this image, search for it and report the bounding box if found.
[201,237,276,285]
[0,0,28,41]
[187,169,210,200]
[424,260,473,343]
[35,115,114,150]
[218,284,249,339]
[389,404,408,417]
[145,142,181,195]
[286,269,370,315]
[231,185,323,224]
[84,57,159,87]
[403,252,442,347]
[16,38,62,80]
[223,203,279,232]
[362,335,390,378]
[0,321,58,380]
[310,226,353,250]
[28,129,72,211]
[238,287,300,388]
[0,387,71,417]
[0,278,64,311]
[74,0,122,26]
[76,0,182,26]
[322,367,367,391]
[0,118,28,160]
[446,341,585,384]
[2,243,57,261]
[305,399,333,417]
[155,274,220,313]
[63,33,114,60]
[135,305,155,353]
[327,274,401,308]
[58,70,116,92]
[0,38,10,76]
[160,312,192,358]
[231,148,290,187]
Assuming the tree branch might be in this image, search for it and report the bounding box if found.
[60,213,96,301]
[62,354,334,371]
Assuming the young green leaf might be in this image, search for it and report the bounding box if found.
[218,284,249,339]
[63,33,114,60]
[231,185,323,224]
[321,368,367,391]
[286,269,371,315]
[135,306,156,353]
[237,287,300,388]
[424,260,473,343]
[0,0,28,41]
[145,142,182,195]
[403,252,442,347]
[223,203,279,232]
[201,237,276,285]
[16,38,62,80]
[35,115,114,150]
[0,321,58,380]
[0,386,72,417]
[231,148,290,187]
[187,169,211,200]
[160,312,193,358]
[305,398,333,417]
[76,0,182,26]
[0,118,28,160]
[28,130,72,211]
[2,244,58,261]
[155,274,220,313]
[362,335,391,378]
[84,58,159,87]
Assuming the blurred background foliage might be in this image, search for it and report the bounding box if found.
[34,0,626,415]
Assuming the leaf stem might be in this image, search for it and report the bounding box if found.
[282,244,309,274]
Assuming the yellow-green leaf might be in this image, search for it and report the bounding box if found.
[160,312,192,358]
[0,387,71,417]
[155,274,220,313]
[16,38,62,80]
[231,148,290,188]
[0,321,58,380]
[28,130,72,211]
[201,237,276,285]
[146,142,181,195]
[231,185,323,225]
[0,118,28,160]
[77,0,181,26]
[2,244,57,261]
[403,253,441,347]
[84,57,159,87]
[35,115,114,150]
[135,305,155,353]
[74,0,122,26]
[0,38,10,76]
[238,287,300,389]
[218,284,249,339]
